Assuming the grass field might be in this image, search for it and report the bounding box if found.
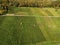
[0,7,60,45]
[0,16,60,45]
[8,7,60,16]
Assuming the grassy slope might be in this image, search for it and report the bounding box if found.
[8,7,60,16]
[30,8,60,45]
[0,17,60,45]
[37,17,60,41]
[0,7,60,45]
[0,16,46,45]
[23,17,60,45]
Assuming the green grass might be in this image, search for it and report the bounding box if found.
[8,7,60,16]
[8,7,33,15]
[0,16,46,45]
[38,17,60,41]
[0,7,60,45]
[27,41,60,45]
[0,16,60,45]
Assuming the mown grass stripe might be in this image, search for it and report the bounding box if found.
[42,8,53,16]
[35,17,51,41]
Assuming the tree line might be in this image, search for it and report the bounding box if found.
[0,0,60,7]
[0,0,60,11]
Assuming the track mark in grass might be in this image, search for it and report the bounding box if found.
[41,17,60,41]
[38,9,48,16]
[0,16,23,45]
[35,16,57,41]
[42,8,53,16]
[20,16,46,45]
[35,17,51,41]
[0,16,46,45]
[48,8,59,16]
[30,8,44,16]
[32,8,51,16]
